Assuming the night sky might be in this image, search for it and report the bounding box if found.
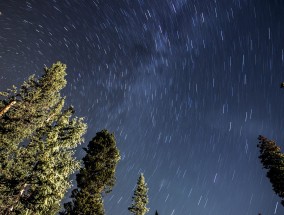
[1,0,284,214]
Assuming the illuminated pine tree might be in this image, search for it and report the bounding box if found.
[0,62,86,214]
[128,173,149,215]
[61,129,120,215]
[257,135,284,207]
[20,107,86,214]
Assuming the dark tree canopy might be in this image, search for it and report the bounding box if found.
[257,135,284,206]
[61,129,120,215]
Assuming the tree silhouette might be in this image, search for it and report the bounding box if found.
[61,129,120,215]
[257,135,284,206]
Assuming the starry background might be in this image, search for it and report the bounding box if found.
[1,0,284,214]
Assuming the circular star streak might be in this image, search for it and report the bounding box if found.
[1,1,284,214]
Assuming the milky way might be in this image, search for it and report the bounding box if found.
[1,1,284,214]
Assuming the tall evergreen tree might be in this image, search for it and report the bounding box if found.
[257,135,284,206]
[61,129,120,215]
[20,107,86,214]
[0,62,87,214]
[155,210,159,215]
[128,173,149,215]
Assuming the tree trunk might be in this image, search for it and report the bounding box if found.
[0,101,16,118]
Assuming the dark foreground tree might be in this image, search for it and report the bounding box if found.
[128,173,149,215]
[155,210,159,215]
[0,62,87,214]
[61,129,120,215]
[257,135,284,206]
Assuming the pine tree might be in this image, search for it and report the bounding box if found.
[128,173,149,215]
[20,107,86,214]
[155,210,159,215]
[0,62,87,214]
[257,135,284,206]
[61,129,120,215]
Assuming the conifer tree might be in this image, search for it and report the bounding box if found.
[257,135,284,206]
[61,129,120,215]
[0,62,87,214]
[155,210,159,215]
[128,173,149,215]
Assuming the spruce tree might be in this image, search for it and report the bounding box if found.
[128,173,149,215]
[257,135,284,206]
[0,62,86,214]
[61,129,120,215]
[155,210,159,215]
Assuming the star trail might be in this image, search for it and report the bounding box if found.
[1,0,284,214]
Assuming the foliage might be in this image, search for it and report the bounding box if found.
[61,129,120,215]
[257,135,284,206]
[0,62,86,214]
[128,173,149,215]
